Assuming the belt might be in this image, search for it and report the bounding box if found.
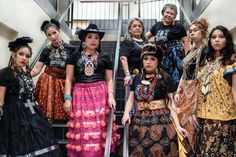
[129,68,140,75]
[137,99,166,111]
[159,40,182,48]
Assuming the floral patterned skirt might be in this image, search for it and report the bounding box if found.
[129,108,178,157]
[161,43,185,91]
[196,118,236,157]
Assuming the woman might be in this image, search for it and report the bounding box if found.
[122,43,187,157]
[31,19,75,121]
[120,17,148,86]
[146,3,190,90]
[174,18,209,155]
[196,26,236,156]
[64,24,120,157]
[0,37,60,156]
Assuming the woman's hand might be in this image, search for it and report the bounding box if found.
[189,114,198,129]
[122,113,131,126]
[174,93,180,104]
[176,126,188,138]
[123,75,131,86]
[64,100,72,112]
[108,96,116,109]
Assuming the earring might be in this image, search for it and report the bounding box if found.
[155,68,158,74]
[82,42,86,49]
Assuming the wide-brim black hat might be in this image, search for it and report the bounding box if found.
[78,24,105,41]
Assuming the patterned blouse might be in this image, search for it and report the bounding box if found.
[197,61,236,120]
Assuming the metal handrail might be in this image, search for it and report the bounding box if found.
[104,2,123,157]
[123,85,130,157]
[30,0,75,69]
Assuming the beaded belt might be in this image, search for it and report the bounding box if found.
[137,99,166,111]
[159,40,182,49]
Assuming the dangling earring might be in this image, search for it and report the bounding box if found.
[82,42,86,49]
[155,68,158,74]
[141,68,144,74]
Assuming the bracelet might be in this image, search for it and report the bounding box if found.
[64,94,72,101]
[108,90,114,94]
[124,71,130,76]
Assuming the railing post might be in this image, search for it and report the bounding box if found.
[104,2,123,157]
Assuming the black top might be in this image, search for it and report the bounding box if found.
[130,73,175,101]
[39,43,75,69]
[150,22,187,45]
[68,52,112,83]
[120,39,146,71]
[184,46,208,80]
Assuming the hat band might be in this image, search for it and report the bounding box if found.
[143,51,156,54]
[87,29,99,31]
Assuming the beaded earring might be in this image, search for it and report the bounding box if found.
[82,42,86,49]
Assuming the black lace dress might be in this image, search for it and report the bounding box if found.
[0,67,60,156]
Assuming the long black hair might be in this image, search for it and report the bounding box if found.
[207,25,235,65]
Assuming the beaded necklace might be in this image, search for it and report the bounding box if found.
[140,74,158,100]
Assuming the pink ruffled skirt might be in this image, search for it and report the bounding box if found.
[66,81,120,157]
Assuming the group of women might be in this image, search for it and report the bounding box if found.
[0,19,119,157]
[120,3,236,157]
[0,3,235,157]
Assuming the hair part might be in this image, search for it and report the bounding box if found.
[161,4,178,18]
[190,18,209,39]
[40,19,60,33]
[207,25,235,65]
[125,17,148,43]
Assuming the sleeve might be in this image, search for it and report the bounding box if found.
[103,54,113,70]
[0,68,11,87]
[149,22,159,36]
[177,24,187,39]
[223,62,236,86]
[64,43,76,55]
[67,51,79,65]
[120,40,133,57]
[38,48,49,63]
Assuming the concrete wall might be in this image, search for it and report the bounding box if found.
[0,0,71,69]
[198,0,236,43]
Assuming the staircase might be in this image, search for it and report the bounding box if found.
[51,40,126,157]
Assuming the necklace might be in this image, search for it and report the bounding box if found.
[48,40,64,54]
[82,51,98,76]
[140,74,157,100]
[200,56,222,100]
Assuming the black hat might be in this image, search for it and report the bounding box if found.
[78,24,105,41]
[8,37,33,52]
[141,43,163,61]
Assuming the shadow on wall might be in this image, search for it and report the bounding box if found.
[0,22,18,68]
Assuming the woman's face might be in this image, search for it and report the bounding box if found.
[128,20,143,39]
[143,55,158,73]
[45,27,61,45]
[163,8,176,24]
[210,29,226,52]
[12,47,31,68]
[189,24,204,43]
[84,33,100,51]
